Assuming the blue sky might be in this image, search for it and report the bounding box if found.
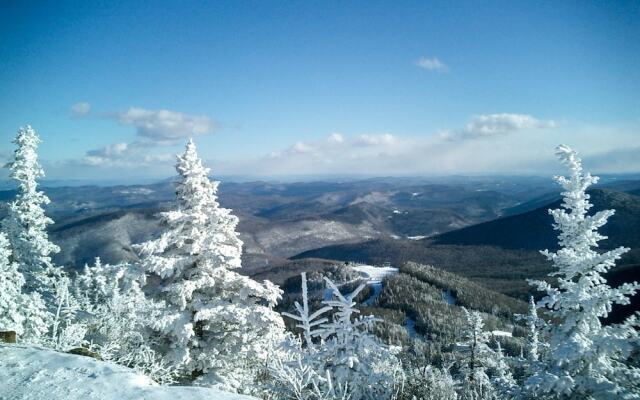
[1,1,639,180]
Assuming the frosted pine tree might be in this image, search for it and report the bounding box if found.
[274,274,403,400]
[527,145,640,399]
[281,272,332,348]
[48,275,87,351]
[0,232,25,334]
[525,296,540,362]
[0,232,49,341]
[457,308,496,400]
[72,257,109,311]
[135,139,285,392]
[74,260,174,384]
[491,341,517,398]
[401,366,458,400]
[1,125,60,296]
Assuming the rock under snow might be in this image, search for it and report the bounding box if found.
[0,345,258,400]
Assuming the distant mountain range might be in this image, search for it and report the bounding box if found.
[0,176,567,271]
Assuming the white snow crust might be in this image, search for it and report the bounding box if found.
[0,344,257,400]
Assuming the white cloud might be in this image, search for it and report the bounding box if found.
[463,113,555,138]
[222,113,582,176]
[327,133,344,144]
[355,133,396,146]
[291,141,314,153]
[115,107,214,143]
[82,141,174,167]
[69,106,213,171]
[440,114,556,141]
[416,57,449,73]
[70,102,91,117]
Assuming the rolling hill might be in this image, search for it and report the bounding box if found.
[19,177,553,271]
[431,189,640,265]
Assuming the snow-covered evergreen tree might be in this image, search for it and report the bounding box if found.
[526,296,540,362]
[2,125,61,296]
[274,274,403,400]
[74,259,174,384]
[72,257,110,311]
[491,341,517,398]
[134,139,286,392]
[48,275,87,351]
[457,308,496,400]
[0,232,49,340]
[282,272,332,348]
[401,365,458,400]
[527,145,640,399]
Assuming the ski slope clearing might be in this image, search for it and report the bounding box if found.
[351,264,399,283]
[0,345,257,400]
[351,264,399,306]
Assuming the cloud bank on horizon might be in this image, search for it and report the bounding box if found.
[45,105,640,179]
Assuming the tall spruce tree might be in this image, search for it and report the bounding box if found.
[527,145,640,399]
[135,139,285,392]
[1,125,60,294]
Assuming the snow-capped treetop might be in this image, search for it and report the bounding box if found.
[493,341,517,394]
[546,144,625,279]
[459,308,494,373]
[534,145,635,318]
[2,125,60,290]
[527,145,640,399]
[554,144,599,223]
[458,308,496,400]
[136,139,243,282]
[174,139,221,213]
[6,125,46,192]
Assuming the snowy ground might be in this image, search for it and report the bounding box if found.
[0,345,257,400]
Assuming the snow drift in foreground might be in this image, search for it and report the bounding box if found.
[0,345,257,400]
